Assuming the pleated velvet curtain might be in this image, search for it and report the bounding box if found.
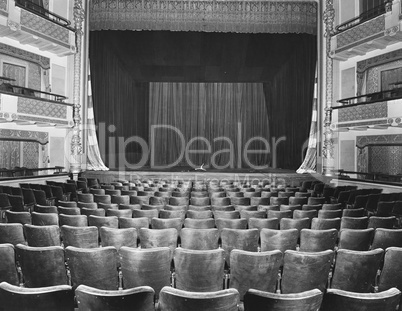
[149,82,269,169]
[263,35,317,170]
[89,33,149,168]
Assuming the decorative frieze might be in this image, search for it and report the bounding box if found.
[17,97,67,119]
[89,0,317,34]
[356,134,402,149]
[0,43,50,69]
[0,128,48,144]
[336,16,385,49]
[338,102,387,122]
[20,10,70,44]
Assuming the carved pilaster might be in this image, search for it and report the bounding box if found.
[70,0,85,178]
[322,0,335,176]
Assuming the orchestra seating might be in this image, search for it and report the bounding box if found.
[0,177,402,309]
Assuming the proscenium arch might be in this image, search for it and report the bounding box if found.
[86,0,326,172]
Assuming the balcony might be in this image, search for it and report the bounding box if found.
[0,76,74,127]
[0,0,75,56]
[330,0,402,60]
[331,89,402,131]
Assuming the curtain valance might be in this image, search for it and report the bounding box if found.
[89,0,317,34]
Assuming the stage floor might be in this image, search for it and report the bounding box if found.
[82,167,318,187]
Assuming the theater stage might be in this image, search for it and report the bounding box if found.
[82,167,320,187]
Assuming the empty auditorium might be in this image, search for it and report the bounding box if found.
[0,0,402,310]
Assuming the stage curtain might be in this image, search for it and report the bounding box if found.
[263,35,317,170]
[149,82,270,169]
[86,67,109,171]
[89,33,149,169]
[297,98,318,174]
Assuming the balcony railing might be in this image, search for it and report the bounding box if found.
[0,166,65,178]
[335,1,392,33]
[0,76,69,103]
[14,0,74,31]
[334,87,402,109]
[336,169,402,184]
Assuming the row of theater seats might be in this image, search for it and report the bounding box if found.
[1,216,402,253]
[0,281,399,311]
[3,191,402,233]
[2,177,401,219]
[3,178,401,222]
[1,241,402,310]
[71,178,402,222]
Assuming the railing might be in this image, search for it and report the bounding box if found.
[0,76,70,104]
[0,166,65,178]
[335,1,392,33]
[14,0,75,31]
[0,76,15,82]
[336,170,402,183]
[334,87,402,109]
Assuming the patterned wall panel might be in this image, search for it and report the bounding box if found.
[356,134,402,174]
[17,97,67,119]
[0,141,20,169]
[0,0,7,11]
[336,16,385,49]
[22,141,39,168]
[368,145,402,175]
[366,59,402,93]
[356,147,368,173]
[20,11,69,44]
[338,102,387,122]
[28,62,41,90]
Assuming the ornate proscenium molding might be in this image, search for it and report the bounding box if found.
[322,0,335,176]
[70,0,85,177]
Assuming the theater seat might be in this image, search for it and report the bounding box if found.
[158,286,240,311]
[243,288,323,311]
[0,282,74,310]
[0,244,19,285]
[174,248,225,292]
[229,249,282,300]
[119,246,171,298]
[75,284,155,311]
[65,246,119,290]
[16,244,68,287]
[322,288,401,311]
